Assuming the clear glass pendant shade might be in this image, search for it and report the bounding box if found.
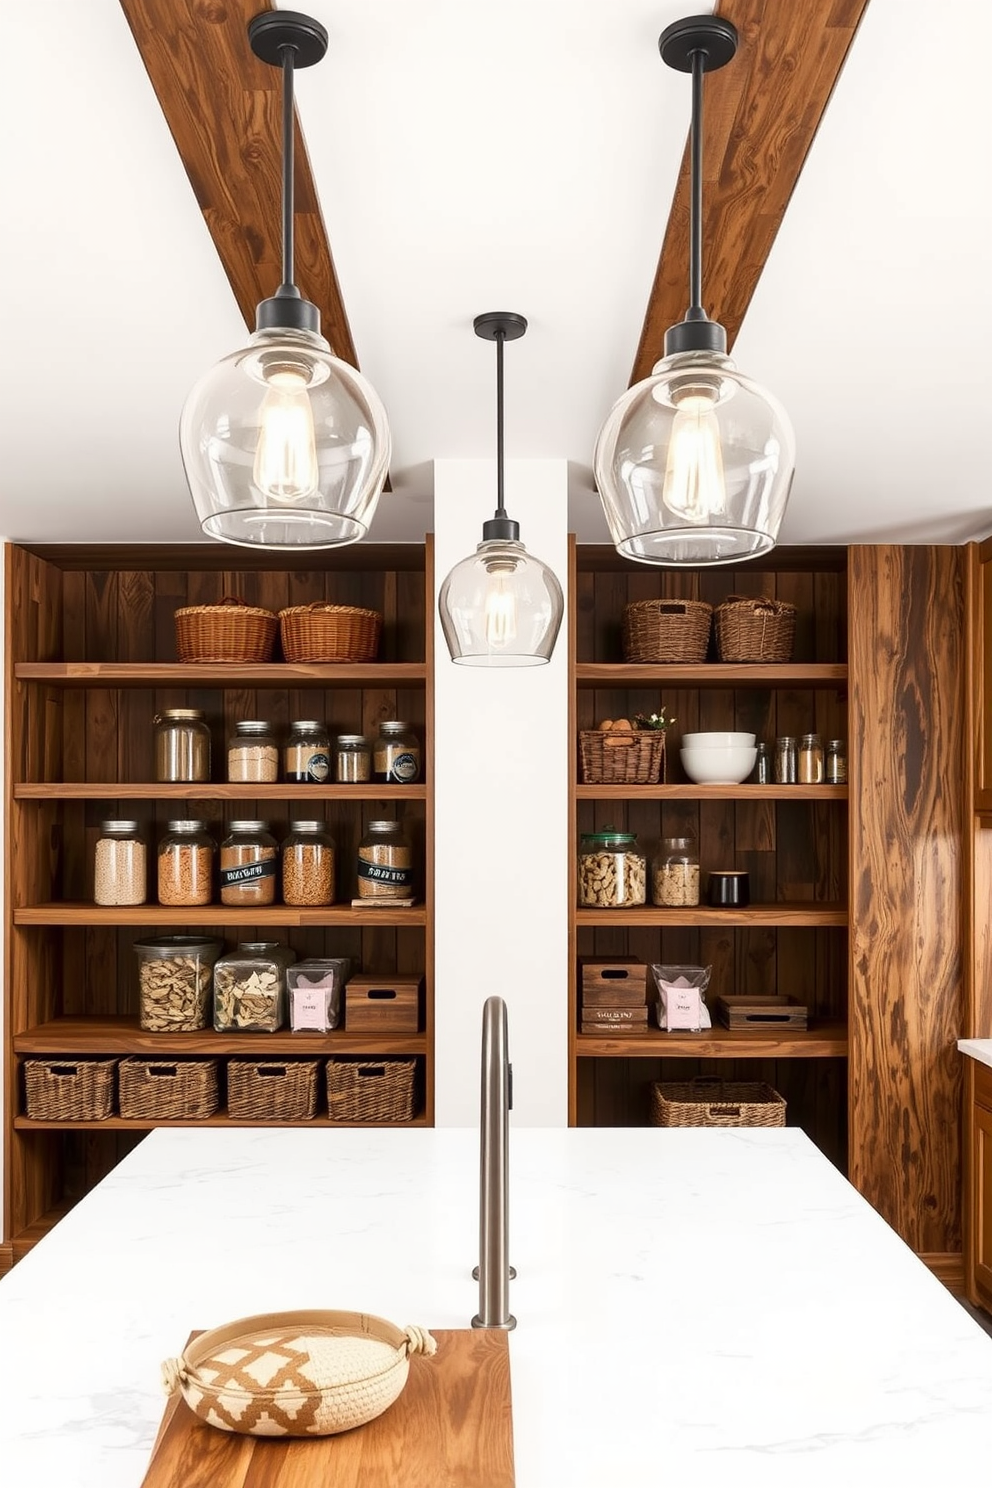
[594,350,795,567]
[438,539,564,666]
[180,326,391,549]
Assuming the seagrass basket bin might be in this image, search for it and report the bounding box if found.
[227,1059,320,1121]
[279,603,382,663]
[622,598,712,663]
[650,1078,785,1129]
[326,1057,417,1123]
[579,729,666,785]
[174,596,278,663]
[24,1058,116,1120]
[117,1057,219,1121]
[714,595,796,662]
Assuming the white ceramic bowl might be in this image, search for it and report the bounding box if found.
[680,730,756,748]
[680,744,758,784]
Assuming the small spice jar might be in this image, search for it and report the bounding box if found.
[357,820,415,901]
[651,836,700,907]
[336,733,371,784]
[213,941,296,1033]
[157,819,215,907]
[373,721,421,784]
[281,820,336,907]
[798,732,825,784]
[578,828,646,908]
[153,708,211,783]
[93,820,147,906]
[826,738,848,784]
[227,720,279,783]
[774,735,797,785]
[220,820,278,907]
[284,720,331,784]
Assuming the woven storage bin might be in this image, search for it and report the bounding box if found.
[279,603,382,663]
[174,597,278,663]
[579,729,666,785]
[24,1058,116,1121]
[118,1057,219,1121]
[227,1059,320,1121]
[622,598,712,663]
[327,1057,417,1123]
[714,595,796,662]
[650,1078,785,1129]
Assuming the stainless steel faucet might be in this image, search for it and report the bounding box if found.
[471,995,516,1330]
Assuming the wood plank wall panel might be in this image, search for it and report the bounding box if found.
[848,545,966,1250]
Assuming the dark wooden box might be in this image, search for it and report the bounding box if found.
[580,958,648,1007]
[345,974,422,1033]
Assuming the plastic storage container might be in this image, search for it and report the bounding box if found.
[287,957,352,1033]
[134,935,223,1033]
[157,819,215,907]
[93,820,147,906]
[213,941,296,1032]
[281,821,336,907]
[220,820,278,907]
[578,828,646,908]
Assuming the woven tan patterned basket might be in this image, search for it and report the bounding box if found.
[174,596,278,663]
[714,595,796,662]
[118,1057,219,1121]
[327,1057,417,1123]
[227,1059,319,1121]
[579,729,666,785]
[279,603,382,663]
[24,1058,116,1120]
[649,1078,785,1129]
[622,598,712,663]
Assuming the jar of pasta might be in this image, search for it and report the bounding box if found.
[651,837,700,907]
[357,820,414,901]
[157,819,215,907]
[578,828,646,908]
[281,820,336,907]
[219,820,278,907]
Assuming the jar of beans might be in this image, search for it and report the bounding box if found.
[157,819,215,906]
[578,828,646,908]
[220,820,278,907]
[94,820,147,906]
[227,720,279,783]
[281,820,336,906]
[357,819,414,901]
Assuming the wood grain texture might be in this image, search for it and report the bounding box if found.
[848,546,966,1251]
[14,1018,426,1057]
[631,0,871,381]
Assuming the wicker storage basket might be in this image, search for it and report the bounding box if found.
[714,595,796,662]
[227,1059,320,1121]
[118,1057,219,1121]
[579,729,666,785]
[649,1078,785,1129]
[174,597,278,664]
[24,1058,116,1121]
[622,598,712,663]
[279,603,382,663]
[326,1057,417,1123]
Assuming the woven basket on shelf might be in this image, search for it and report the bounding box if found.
[326,1057,417,1123]
[622,598,712,663]
[279,604,382,663]
[174,596,278,664]
[118,1057,219,1121]
[578,729,666,785]
[714,595,796,663]
[649,1078,785,1129]
[24,1058,116,1121]
[227,1059,320,1121]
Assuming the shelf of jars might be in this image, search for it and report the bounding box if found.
[14,784,428,800]
[575,784,847,801]
[574,903,847,927]
[573,662,848,688]
[14,904,429,926]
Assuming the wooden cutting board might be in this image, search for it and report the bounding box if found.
[142,1328,514,1488]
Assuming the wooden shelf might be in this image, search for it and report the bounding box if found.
[14,661,428,688]
[574,1022,849,1059]
[14,1017,427,1057]
[575,902,847,927]
[14,1112,429,1130]
[574,662,847,689]
[14,903,429,927]
[14,782,429,801]
[576,784,848,800]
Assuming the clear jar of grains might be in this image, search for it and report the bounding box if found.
[93,820,147,906]
[153,708,211,783]
[357,820,414,901]
[157,819,215,907]
[227,720,279,783]
[578,829,646,908]
[651,836,700,907]
[336,733,371,783]
[281,820,336,906]
[220,820,278,907]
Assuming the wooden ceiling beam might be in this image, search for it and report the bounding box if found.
[631,0,871,384]
[118,0,358,366]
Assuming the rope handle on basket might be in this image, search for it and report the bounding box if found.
[720,594,791,614]
[403,1325,437,1358]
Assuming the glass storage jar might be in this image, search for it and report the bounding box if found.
[219,820,278,907]
[134,935,222,1032]
[357,819,415,901]
[774,735,797,784]
[578,828,646,908]
[826,738,848,784]
[227,720,279,783]
[284,720,331,784]
[281,820,336,906]
[153,708,211,783]
[93,820,147,906]
[336,733,371,783]
[213,941,296,1033]
[157,819,215,906]
[798,733,824,784]
[651,836,700,907]
[373,721,421,783]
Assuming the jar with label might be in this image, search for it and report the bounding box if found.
[336,733,371,784]
[153,708,211,783]
[213,941,296,1032]
[219,820,278,907]
[373,721,421,784]
[284,720,331,784]
[774,735,797,785]
[826,739,848,784]
[798,733,825,784]
[281,820,336,906]
[157,819,215,906]
[227,720,279,783]
[93,820,147,906]
[357,820,415,901]
[651,836,700,907]
[578,828,646,908]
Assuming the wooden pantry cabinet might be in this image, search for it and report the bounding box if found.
[2,540,435,1265]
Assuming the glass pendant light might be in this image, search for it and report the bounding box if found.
[180,11,390,549]
[594,15,795,566]
[438,314,564,666]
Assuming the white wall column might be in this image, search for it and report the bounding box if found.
[432,460,569,1126]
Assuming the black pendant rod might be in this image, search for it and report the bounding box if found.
[495,330,506,518]
[689,47,704,315]
[280,45,297,293]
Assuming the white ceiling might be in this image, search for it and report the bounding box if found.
[1,0,990,548]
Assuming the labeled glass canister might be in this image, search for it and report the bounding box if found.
[798,733,825,784]
[227,720,279,783]
[373,721,421,783]
[93,820,147,906]
[826,738,848,784]
[153,708,211,783]
[220,820,278,907]
[578,828,646,908]
[336,733,371,783]
[651,836,700,907]
[357,819,415,901]
[282,820,336,907]
[157,819,215,907]
[284,720,331,784]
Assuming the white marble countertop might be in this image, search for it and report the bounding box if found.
[959,1037,992,1070]
[1,1126,991,1487]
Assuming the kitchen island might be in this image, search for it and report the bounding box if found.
[1,1126,990,1486]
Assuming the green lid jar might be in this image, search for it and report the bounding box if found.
[578,827,646,908]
